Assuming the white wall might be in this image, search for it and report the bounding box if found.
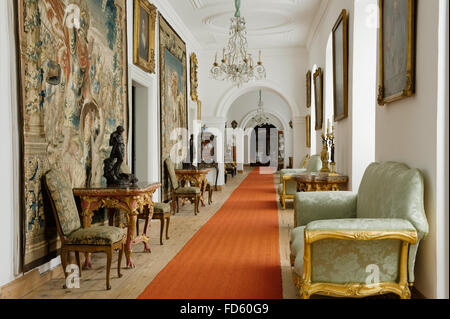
[0,0,19,288]
[226,89,294,167]
[307,0,355,183]
[375,0,447,299]
[0,0,202,289]
[198,47,309,170]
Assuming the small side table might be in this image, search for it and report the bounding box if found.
[73,182,161,269]
[292,173,349,192]
[175,169,210,207]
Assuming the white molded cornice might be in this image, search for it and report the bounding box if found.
[152,0,203,52]
[306,0,330,50]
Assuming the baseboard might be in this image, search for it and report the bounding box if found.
[0,265,63,299]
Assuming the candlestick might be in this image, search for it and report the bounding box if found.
[214,52,217,64]
[258,50,262,62]
[222,48,225,60]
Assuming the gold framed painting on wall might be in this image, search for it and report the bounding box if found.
[332,9,349,121]
[190,53,199,102]
[133,0,156,73]
[306,115,311,148]
[306,70,311,108]
[378,0,416,106]
[313,68,324,131]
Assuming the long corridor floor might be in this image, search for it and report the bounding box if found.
[139,168,283,299]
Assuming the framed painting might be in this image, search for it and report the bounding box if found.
[378,0,416,106]
[313,68,324,131]
[133,0,156,73]
[306,115,311,148]
[16,0,128,271]
[306,70,311,108]
[190,53,199,102]
[159,14,188,202]
[332,9,349,121]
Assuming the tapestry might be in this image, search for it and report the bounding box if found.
[159,15,187,202]
[16,0,128,271]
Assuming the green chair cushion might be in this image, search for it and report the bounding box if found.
[154,202,171,213]
[45,170,81,237]
[66,226,125,246]
[175,187,200,194]
[306,218,417,232]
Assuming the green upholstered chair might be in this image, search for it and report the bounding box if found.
[278,155,322,209]
[165,158,201,215]
[43,169,125,290]
[290,162,429,299]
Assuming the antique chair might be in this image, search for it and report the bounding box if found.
[278,154,322,209]
[290,162,429,299]
[43,169,125,290]
[165,158,201,215]
[224,162,237,183]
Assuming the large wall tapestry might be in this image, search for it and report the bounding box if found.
[17,0,128,271]
[159,15,187,202]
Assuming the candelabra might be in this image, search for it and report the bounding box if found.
[328,123,338,177]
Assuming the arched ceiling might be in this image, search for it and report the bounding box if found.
[166,0,324,49]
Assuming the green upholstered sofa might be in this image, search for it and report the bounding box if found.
[290,162,429,299]
[278,155,322,209]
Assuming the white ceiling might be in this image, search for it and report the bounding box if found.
[166,0,324,50]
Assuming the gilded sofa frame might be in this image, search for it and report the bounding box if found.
[293,229,418,299]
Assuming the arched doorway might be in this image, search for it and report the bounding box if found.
[250,123,278,167]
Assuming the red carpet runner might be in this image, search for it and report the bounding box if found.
[138,168,282,299]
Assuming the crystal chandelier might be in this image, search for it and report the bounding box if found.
[252,89,271,126]
[210,0,266,88]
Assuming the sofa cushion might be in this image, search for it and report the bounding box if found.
[45,170,81,237]
[357,162,429,239]
[66,226,125,246]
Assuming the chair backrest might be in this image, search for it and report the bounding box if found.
[164,158,179,190]
[305,155,322,173]
[357,162,429,239]
[301,154,310,168]
[44,169,81,237]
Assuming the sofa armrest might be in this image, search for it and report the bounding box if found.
[305,218,418,244]
[294,192,357,227]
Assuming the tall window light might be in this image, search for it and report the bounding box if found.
[325,34,334,128]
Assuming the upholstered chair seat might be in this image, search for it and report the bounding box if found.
[66,226,126,246]
[154,202,171,213]
[290,162,429,299]
[279,154,322,209]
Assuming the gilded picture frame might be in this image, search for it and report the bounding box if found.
[133,0,156,73]
[313,68,324,131]
[306,115,311,148]
[306,70,311,108]
[378,0,416,106]
[159,14,188,202]
[190,53,199,102]
[332,9,349,122]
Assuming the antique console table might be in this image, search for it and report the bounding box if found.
[175,169,210,207]
[73,182,161,269]
[292,173,349,192]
